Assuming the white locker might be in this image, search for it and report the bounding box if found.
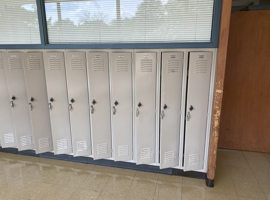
[4,53,34,150]
[0,52,16,148]
[87,52,111,159]
[44,52,73,155]
[160,52,184,169]
[65,52,91,157]
[111,52,133,161]
[184,52,213,171]
[22,53,53,154]
[135,52,157,164]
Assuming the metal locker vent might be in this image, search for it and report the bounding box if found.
[164,151,176,163]
[70,59,83,70]
[0,57,3,69]
[118,145,129,157]
[8,58,22,70]
[21,135,33,147]
[194,59,208,74]
[115,59,128,72]
[92,59,104,71]
[27,58,41,70]
[48,58,61,70]
[38,137,50,149]
[140,59,153,72]
[57,139,68,150]
[188,154,201,166]
[97,143,108,155]
[140,147,151,160]
[4,133,15,144]
[167,60,180,73]
[77,141,88,152]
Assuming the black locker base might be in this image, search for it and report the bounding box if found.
[0,147,206,180]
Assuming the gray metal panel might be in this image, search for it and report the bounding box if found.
[111,52,133,161]
[0,52,16,148]
[4,53,34,150]
[43,52,73,155]
[87,52,112,159]
[160,52,184,169]
[184,52,212,171]
[65,51,91,157]
[22,52,53,154]
[135,52,157,164]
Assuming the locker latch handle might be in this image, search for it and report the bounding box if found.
[112,106,116,115]
[187,112,190,121]
[161,110,164,119]
[136,108,139,117]
[90,105,94,114]
[29,103,32,111]
[49,103,52,111]
[69,104,72,111]
[10,101,14,108]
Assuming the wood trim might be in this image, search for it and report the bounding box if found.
[207,0,232,181]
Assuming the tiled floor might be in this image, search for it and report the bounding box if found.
[0,149,269,200]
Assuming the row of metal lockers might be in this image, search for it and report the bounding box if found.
[0,50,214,172]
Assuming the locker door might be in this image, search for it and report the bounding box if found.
[0,52,16,148]
[65,52,91,157]
[111,52,133,161]
[184,52,212,171]
[22,53,53,154]
[160,52,184,169]
[87,52,111,159]
[4,53,34,150]
[135,52,157,164]
[44,52,73,155]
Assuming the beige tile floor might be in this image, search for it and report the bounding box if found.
[0,149,269,200]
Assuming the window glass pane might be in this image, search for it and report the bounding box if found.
[0,0,41,44]
[45,0,214,44]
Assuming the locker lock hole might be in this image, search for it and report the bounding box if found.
[30,97,34,102]
[70,98,75,103]
[138,102,142,107]
[189,105,194,111]
[92,99,96,105]
[163,104,168,110]
[50,97,54,102]
[114,101,118,106]
[11,96,16,100]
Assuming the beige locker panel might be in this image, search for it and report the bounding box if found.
[184,52,212,171]
[4,53,34,150]
[135,52,156,164]
[160,52,184,169]
[87,52,111,159]
[44,52,73,155]
[22,53,53,154]
[0,53,16,148]
[111,52,133,161]
[65,52,91,157]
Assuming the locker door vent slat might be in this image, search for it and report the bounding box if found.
[4,133,15,144]
[27,58,41,70]
[97,143,108,155]
[167,60,180,73]
[92,59,104,71]
[57,139,68,150]
[140,59,153,72]
[194,60,208,74]
[8,58,22,70]
[115,59,128,72]
[118,145,129,157]
[38,137,50,149]
[77,141,88,152]
[0,57,3,69]
[188,154,200,166]
[48,58,61,70]
[164,151,176,163]
[70,59,83,70]
[21,135,33,147]
[140,147,151,160]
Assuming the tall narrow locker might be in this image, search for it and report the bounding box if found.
[65,52,91,157]
[184,52,213,171]
[135,52,157,164]
[22,53,53,154]
[0,52,16,148]
[111,52,133,161]
[44,52,73,155]
[87,52,111,159]
[160,52,184,169]
[4,53,34,150]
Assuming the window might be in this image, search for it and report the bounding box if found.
[45,0,214,44]
[0,0,41,44]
